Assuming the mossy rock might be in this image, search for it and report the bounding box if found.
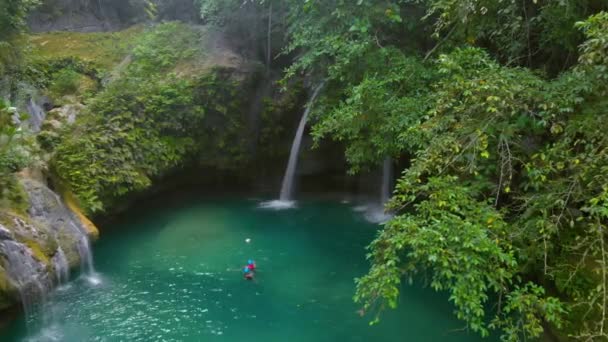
[54,229,80,268]
[0,212,57,268]
[62,191,99,241]
[0,176,29,216]
[22,239,54,269]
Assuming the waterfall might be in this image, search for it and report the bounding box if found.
[0,179,100,335]
[76,233,100,285]
[26,97,46,132]
[279,84,324,200]
[381,158,393,205]
[23,179,100,284]
[1,240,50,328]
[362,158,394,224]
[261,84,323,209]
[52,247,70,285]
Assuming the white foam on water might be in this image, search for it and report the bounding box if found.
[83,273,103,287]
[352,205,368,212]
[24,324,63,342]
[353,203,393,224]
[363,208,393,224]
[258,200,297,210]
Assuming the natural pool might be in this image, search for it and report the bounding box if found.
[1,197,485,341]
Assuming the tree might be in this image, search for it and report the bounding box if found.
[197,0,285,64]
[0,99,34,210]
[275,0,608,340]
[0,0,39,74]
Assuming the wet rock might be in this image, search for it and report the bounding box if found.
[0,177,100,312]
[41,103,85,133]
[0,226,13,241]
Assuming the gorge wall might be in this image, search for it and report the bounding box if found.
[28,0,200,32]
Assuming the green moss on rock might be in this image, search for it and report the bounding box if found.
[30,26,144,70]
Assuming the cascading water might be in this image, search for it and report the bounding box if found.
[0,180,102,338]
[23,179,101,284]
[52,247,70,286]
[1,240,50,329]
[76,233,100,285]
[25,97,46,132]
[261,84,324,209]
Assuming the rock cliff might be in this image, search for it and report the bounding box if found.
[0,177,98,310]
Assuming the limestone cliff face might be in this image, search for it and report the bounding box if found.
[0,177,98,310]
[28,0,200,33]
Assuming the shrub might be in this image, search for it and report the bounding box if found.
[49,69,80,97]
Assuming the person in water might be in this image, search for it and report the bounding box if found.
[247,259,256,271]
[243,266,254,280]
[243,259,256,280]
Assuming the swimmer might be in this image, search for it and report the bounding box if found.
[247,259,256,271]
[243,266,254,280]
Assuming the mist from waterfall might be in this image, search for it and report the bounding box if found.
[260,83,324,209]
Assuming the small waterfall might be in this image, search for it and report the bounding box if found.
[52,247,70,285]
[76,233,100,285]
[1,240,50,328]
[26,97,46,132]
[381,158,393,205]
[23,179,100,284]
[362,158,394,224]
[0,180,100,336]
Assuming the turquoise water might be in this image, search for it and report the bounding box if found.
[1,198,485,341]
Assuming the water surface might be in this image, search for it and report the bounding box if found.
[1,198,484,341]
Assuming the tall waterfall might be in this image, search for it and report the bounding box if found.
[261,84,323,209]
[279,84,324,200]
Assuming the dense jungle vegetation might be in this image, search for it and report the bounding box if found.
[2,0,608,340]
